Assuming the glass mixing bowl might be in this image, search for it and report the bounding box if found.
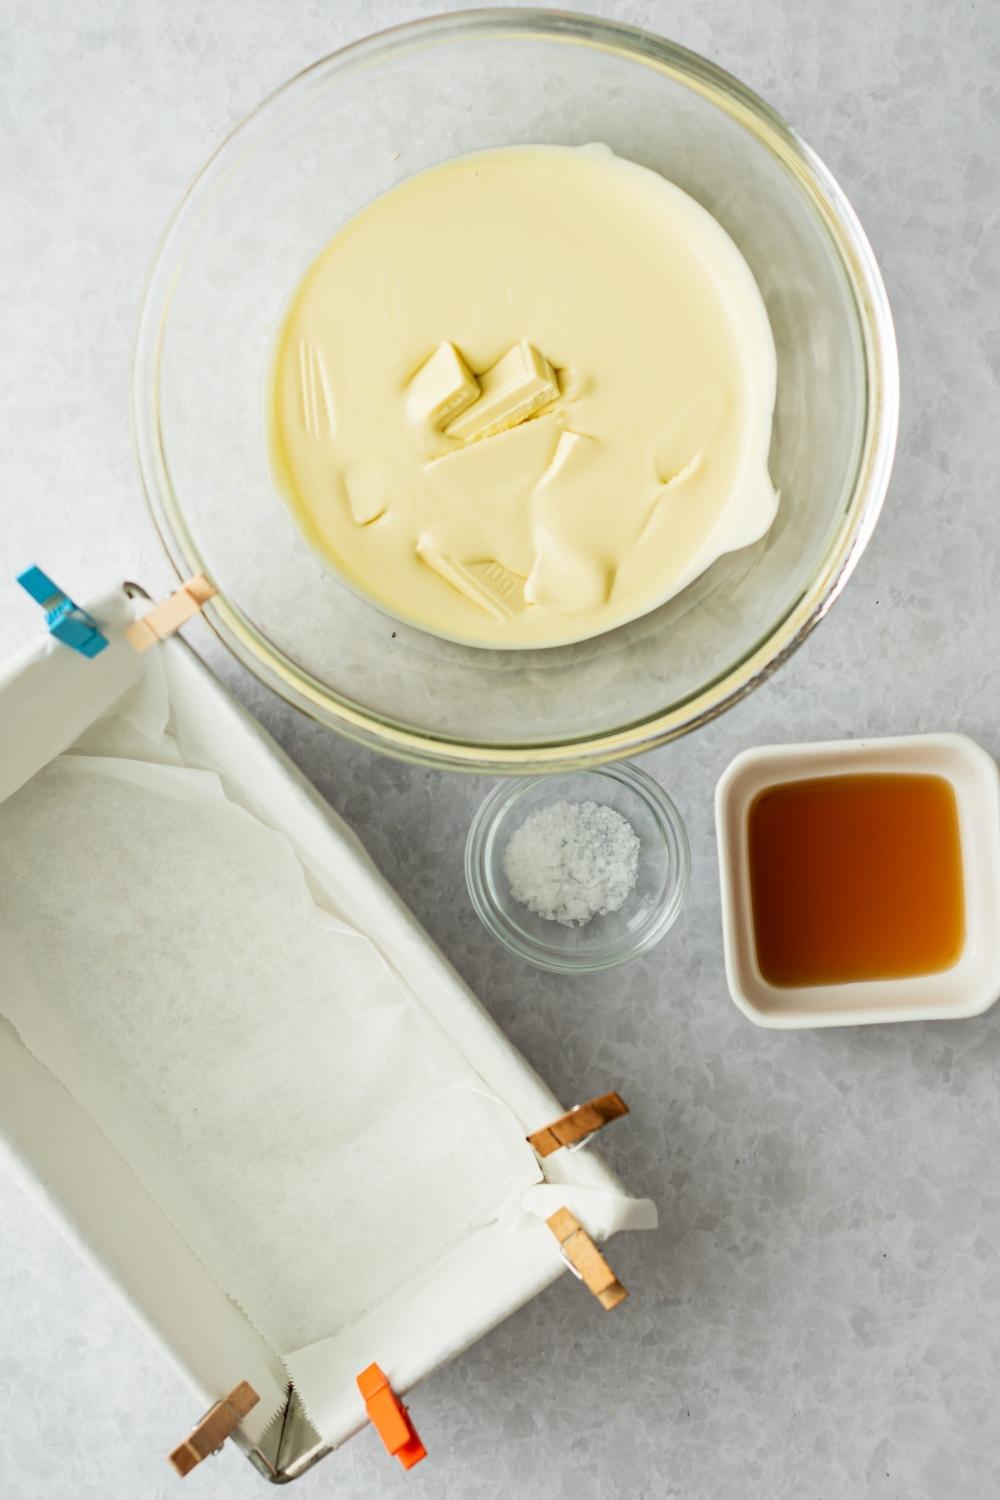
[132,9,898,773]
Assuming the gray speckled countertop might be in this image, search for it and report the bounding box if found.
[2,2,999,1497]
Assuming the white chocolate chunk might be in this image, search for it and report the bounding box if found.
[526,522,611,612]
[656,449,703,491]
[556,365,590,401]
[446,341,559,442]
[536,429,596,489]
[406,342,480,429]
[528,433,607,609]
[344,466,387,524]
[528,549,610,611]
[416,541,527,620]
[298,337,335,437]
[469,558,530,616]
[425,414,559,505]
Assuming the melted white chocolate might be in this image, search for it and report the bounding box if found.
[268,144,779,648]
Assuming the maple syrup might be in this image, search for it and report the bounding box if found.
[747,773,965,987]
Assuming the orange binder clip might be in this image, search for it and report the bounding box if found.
[356,1363,426,1471]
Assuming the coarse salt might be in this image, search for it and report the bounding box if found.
[502,799,640,927]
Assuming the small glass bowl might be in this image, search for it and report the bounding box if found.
[465,762,689,973]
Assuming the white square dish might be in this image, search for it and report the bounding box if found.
[715,734,1000,1029]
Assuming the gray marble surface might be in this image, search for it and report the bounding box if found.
[2,1,999,1496]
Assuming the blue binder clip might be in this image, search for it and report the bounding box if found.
[17,566,108,658]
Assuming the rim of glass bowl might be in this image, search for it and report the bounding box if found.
[131,8,900,775]
[464,762,691,973]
